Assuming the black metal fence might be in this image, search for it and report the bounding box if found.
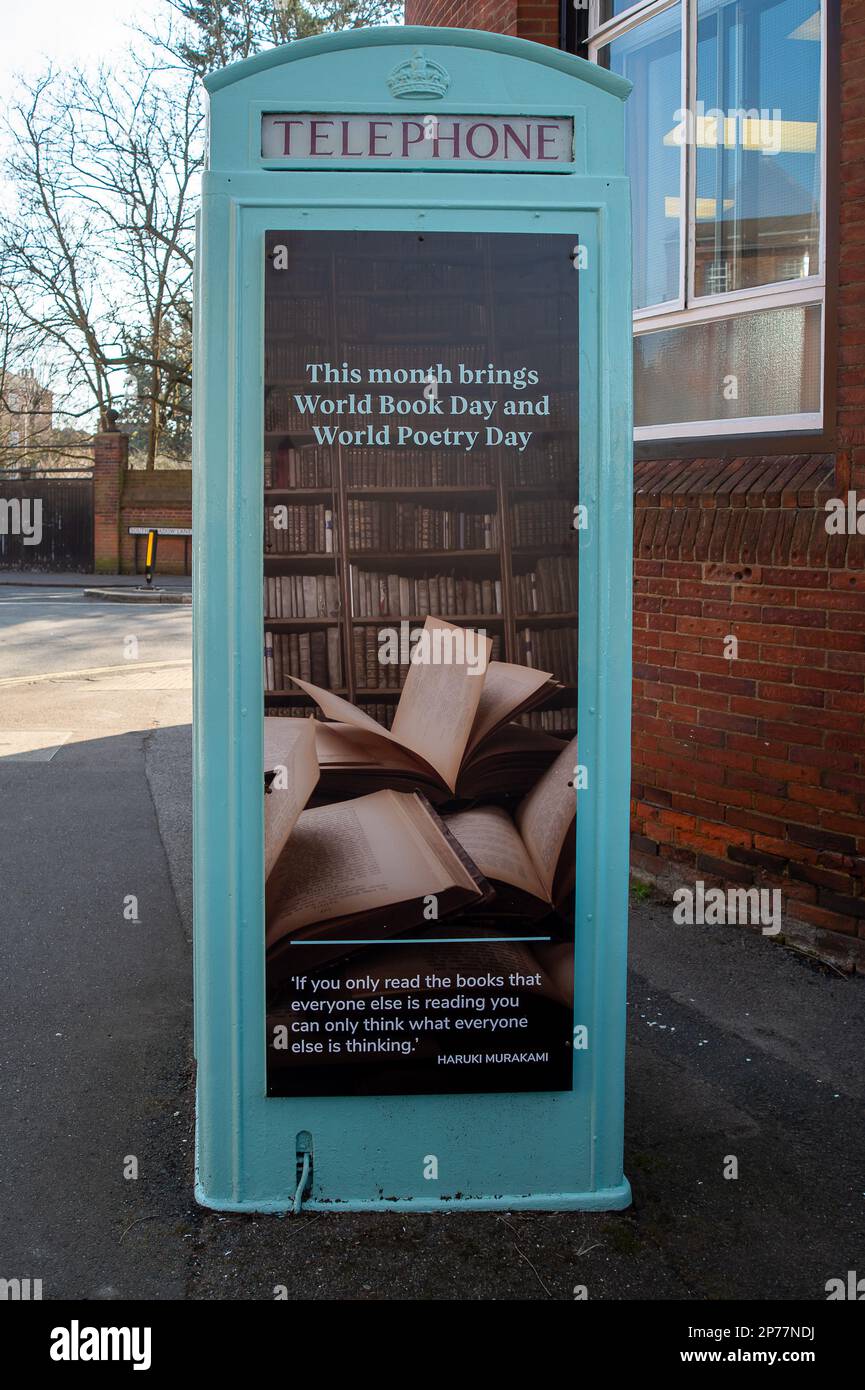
[0,473,94,571]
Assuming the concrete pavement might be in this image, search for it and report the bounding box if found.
[0,582,863,1300]
[0,587,193,1299]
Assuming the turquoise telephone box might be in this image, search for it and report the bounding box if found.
[194,25,633,1211]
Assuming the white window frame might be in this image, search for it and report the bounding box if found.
[587,0,827,441]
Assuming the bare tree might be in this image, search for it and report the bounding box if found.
[0,1,401,471]
[62,61,202,467]
[0,56,202,469]
[155,0,404,75]
[0,71,117,448]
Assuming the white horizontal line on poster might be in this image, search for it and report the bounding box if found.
[290,937,555,945]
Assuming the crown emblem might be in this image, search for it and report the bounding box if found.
[387,49,450,101]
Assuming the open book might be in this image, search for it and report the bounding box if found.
[292,615,564,800]
[263,713,491,976]
[444,737,578,919]
[264,715,320,878]
[265,786,492,980]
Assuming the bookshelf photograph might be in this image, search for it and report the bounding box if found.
[264,231,578,737]
[261,228,580,1098]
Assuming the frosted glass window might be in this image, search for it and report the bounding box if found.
[634,302,821,426]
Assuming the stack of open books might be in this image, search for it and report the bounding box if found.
[263,617,577,983]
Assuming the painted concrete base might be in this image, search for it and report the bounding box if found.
[194,1178,633,1214]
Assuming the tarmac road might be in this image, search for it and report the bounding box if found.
[0,581,863,1300]
[0,584,191,681]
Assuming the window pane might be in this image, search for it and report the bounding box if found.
[634,303,821,426]
[694,0,822,296]
[597,0,653,20]
[598,4,682,310]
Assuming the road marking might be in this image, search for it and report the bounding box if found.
[95,667,192,690]
[0,659,191,689]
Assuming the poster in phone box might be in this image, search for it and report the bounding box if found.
[262,230,579,1097]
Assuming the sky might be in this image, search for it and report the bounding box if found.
[0,0,166,92]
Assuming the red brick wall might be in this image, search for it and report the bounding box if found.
[405,0,557,43]
[120,474,192,576]
[626,0,865,968]
[515,0,558,46]
[632,458,865,973]
[93,431,126,574]
[406,0,517,34]
[92,431,191,576]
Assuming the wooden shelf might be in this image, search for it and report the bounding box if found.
[516,612,577,623]
[265,552,338,564]
[265,487,334,498]
[348,549,499,563]
[345,486,496,497]
[266,688,348,698]
[511,544,575,557]
[351,613,504,624]
[264,616,341,625]
[509,482,575,495]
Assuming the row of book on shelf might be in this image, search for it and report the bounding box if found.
[264,703,577,734]
[519,707,577,733]
[261,442,576,491]
[263,569,576,625]
[266,624,556,695]
[265,573,340,619]
[352,626,504,690]
[265,504,336,555]
[512,556,576,615]
[264,628,343,693]
[264,499,572,556]
[347,499,498,552]
[518,626,578,685]
[264,446,332,488]
[264,624,576,694]
[511,500,573,546]
[342,449,494,488]
[349,566,502,618]
[266,702,402,729]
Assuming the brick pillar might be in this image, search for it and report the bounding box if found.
[93,430,128,574]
